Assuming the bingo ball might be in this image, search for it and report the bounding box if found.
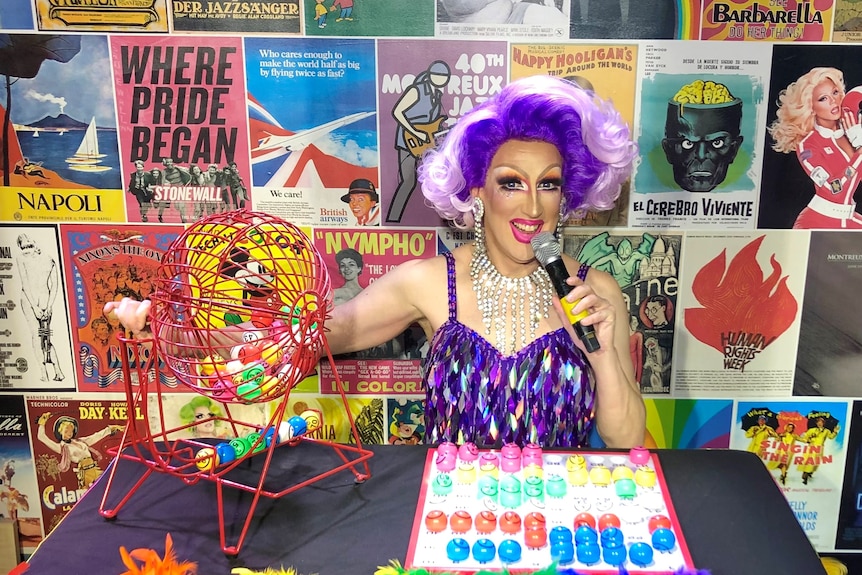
[150,210,332,403]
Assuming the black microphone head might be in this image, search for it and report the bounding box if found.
[531,232,562,266]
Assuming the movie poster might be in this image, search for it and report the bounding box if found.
[0,396,43,556]
[0,225,74,392]
[437,226,473,254]
[570,0,702,39]
[758,44,862,229]
[147,394,268,441]
[562,230,681,395]
[27,396,140,536]
[0,35,124,223]
[386,398,425,445]
[283,395,384,445]
[245,37,378,227]
[794,231,862,397]
[35,0,169,32]
[314,227,435,396]
[673,231,809,397]
[377,38,507,227]
[836,400,862,549]
[172,0,300,33]
[833,0,862,42]
[643,398,733,449]
[61,224,184,393]
[110,35,251,224]
[510,43,637,227]
[0,1,34,29]
[701,0,835,41]
[731,399,849,550]
[631,41,771,229]
[303,0,435,37]
[436,0,569,39]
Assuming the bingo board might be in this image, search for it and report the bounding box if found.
[405,444,695,574]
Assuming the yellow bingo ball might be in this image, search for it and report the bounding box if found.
[300,409,321,432]
[195,447,217,471]
[259,340,284,367]
[589,464,612,486]
[612,465,634,482]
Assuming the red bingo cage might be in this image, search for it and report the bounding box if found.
[98,209,372,556]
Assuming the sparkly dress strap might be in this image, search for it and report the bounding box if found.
[577,262,590,282]
[444,251,457,321]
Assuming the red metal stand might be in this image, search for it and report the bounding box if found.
[97,210,372,556]
[98,334,372,556]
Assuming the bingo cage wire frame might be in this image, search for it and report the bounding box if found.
[96,210,373,556]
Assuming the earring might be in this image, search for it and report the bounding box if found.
[556,204,566,238]
[473,197,485,254]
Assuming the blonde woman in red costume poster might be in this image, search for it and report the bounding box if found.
[769,67,862,229]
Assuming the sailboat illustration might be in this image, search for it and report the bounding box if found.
[66,116,111,172]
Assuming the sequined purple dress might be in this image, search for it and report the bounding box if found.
[423,252,596,447]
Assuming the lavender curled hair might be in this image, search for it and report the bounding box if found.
[418,75,638,228]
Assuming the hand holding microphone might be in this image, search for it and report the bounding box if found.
[531,232,601,353]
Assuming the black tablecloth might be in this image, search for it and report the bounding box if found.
[22,444,825,575]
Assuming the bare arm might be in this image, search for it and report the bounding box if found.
[559,259,645,448]
[325,258,433,355]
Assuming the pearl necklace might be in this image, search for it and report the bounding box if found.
[469,246,554,355]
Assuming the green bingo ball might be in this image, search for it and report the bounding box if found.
[229,437,251,458]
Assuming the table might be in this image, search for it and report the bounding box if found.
[21,444,825,575]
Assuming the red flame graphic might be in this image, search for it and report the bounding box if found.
[684,235,798,353]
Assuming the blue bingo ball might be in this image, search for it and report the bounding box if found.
[629,541,655,567]
[287,415,308,437]
[471,538,496,563]
[498,539,522,563]
[446,538,470,562]
[576,542,601,565]
[575,525,598,545]
[602,544,627,566]
[215,442,236,465]
[551,541,575,564]
[600,526,624,549]
[263,426,277,447]
[550,525,573,545]
[652,527,676,551]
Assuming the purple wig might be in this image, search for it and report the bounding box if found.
[418,75,638,228]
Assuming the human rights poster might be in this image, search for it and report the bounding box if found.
[701,0,835,42]
[731,399,849,550]
[510,42,638,227]
[0,224,74,392]
[377,38,507,227]
[245,37,377,227]
[60,223,184,393]
[314,227,435,396]
[758,44,862,229]
[110,35,251,225]
[0,35,124,223]
[630,40,771,229]
[0,395,44,556]
[673,231,809,397]
[794,231,862,397]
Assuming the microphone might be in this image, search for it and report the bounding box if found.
[531,232,601,353]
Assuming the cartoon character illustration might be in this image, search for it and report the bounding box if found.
[662,80,744,193]
[769,67,862,229]
[387,60,451,223]
[330,0,354,21]
[217,246,280,325]
[388,401,424,445]
[341,178,380,226]
[315,0,328,27]
[576,233,655,287]
[35,412,123,489]
[742,412,778,458]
